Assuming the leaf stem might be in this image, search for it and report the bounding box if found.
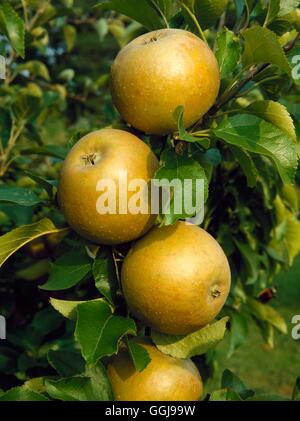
[217,66,250,105]
[149,0,169,29]
[263,1,272,27]
[180,2,208,45]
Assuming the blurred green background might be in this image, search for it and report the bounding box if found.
[207,256,300,397]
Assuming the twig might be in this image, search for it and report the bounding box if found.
[0,121,25,177]
[210,63,269,114]
[188,31,300,133]
[27,1,49,31]
[208,31,300,117]
[234,75,282,98]
[20,0,29,27]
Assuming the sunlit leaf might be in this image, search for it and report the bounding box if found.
[0,218,67,268]
[152,317,229,358]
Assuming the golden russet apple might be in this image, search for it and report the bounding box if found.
[108,338,203,401]
[111,28,220,135]
[121,221,231,335]
[57,128,159,245]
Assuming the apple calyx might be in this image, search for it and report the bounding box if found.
[210,286,221,298]
[82,153,101,166]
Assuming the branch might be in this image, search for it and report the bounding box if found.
[209,63,269,115]
[207,31,300,118]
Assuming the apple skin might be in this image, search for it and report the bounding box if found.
[121,221,231,335]
[108,338,203,401]
[57,128,159,245]
[111,28,220,135]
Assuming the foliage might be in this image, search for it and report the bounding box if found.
[0,0,299,400]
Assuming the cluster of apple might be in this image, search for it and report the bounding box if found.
[58,29,231,401]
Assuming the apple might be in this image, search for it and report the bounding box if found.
[108,338,203,401]
[121,221,231,335]
[111,28,220,135]
[57,128,159,245]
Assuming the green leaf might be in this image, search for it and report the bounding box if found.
[93,248,119,306]
[214,114,298,184]
[61,0,74,6]
[0,108,12,147]
[270,195,300,264]
[0,387,49,401]
[17,60,50,81]
[151,0,179,21]
[264,0,280,25]
[246,100,296,142]
[215,28,241,79]
[173,105,210,146]
[127,339,151,372]
[247,297,287,333]
[24,171,56,199]
[247,392,288,401]
[221,369,254,400]
[47,350,85,377]
[234,239,259,283]
[209,388,243,401]
[230,146,258,188]
[23,378,46,394]
[34,3,56,26]
[40,249,92,291]
[45,362,113,401]
[16,259,50,281]
[0,218,66,268]
[151,317,229,358]
[0,186,41,206]
[11,93,41,121]
[278,0,300,17]
[75,301,136,364]
[242,25,291,75]
[226,308,248,357]
[50,297,106,319]
[194,0,229,30]
[256,320,275,348]
[94,18,108,41]
[95,0,165,30]
[63,24,76,52]
[21,144,68,160]
[0,0,25,57]
[68,132,85,149]
[31,306,63,337]
[292,377,300,400]
[154,148,208,225]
